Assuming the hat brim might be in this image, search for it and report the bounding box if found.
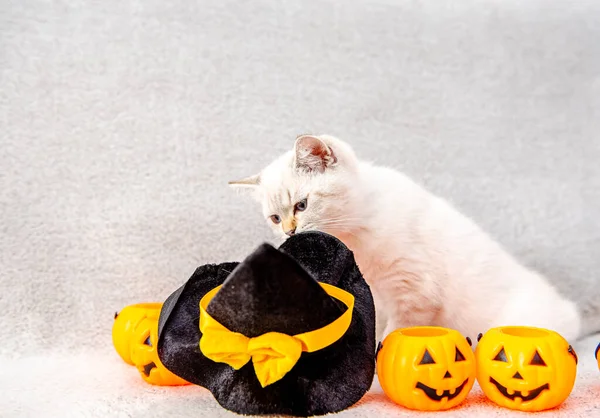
[157,231,376,416]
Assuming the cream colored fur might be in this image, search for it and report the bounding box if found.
[230,135,583,343]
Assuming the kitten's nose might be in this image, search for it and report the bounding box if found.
[285,227,296,237]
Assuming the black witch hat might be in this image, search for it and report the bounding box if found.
[157,231,376,416]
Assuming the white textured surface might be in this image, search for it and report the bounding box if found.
[1,341,599,417]
[1,0,599,416]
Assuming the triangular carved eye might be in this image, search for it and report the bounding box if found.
[530,350,546,366]
[493,347,508,362]
[419,349,436,365]
[455,346,466,362]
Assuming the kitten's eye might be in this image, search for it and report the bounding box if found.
[294,199,307,212]
[270,215,281,224]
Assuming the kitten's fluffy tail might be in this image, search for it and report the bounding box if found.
[580,298,600,337]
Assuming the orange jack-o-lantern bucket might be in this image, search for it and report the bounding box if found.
[113,303,189,386]
[475,326,577,411]
[376,326,476,411]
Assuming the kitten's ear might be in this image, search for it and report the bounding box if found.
[294,135,337,173]
[228,173,260,190]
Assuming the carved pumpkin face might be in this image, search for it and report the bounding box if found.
[475,326,577,411]
[376,326,476,411]
[112,303,189,386]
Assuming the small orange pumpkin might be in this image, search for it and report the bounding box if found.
[595,343,600,371]
[112,303,189,386]
[376,326,476,411]
[475,326,577,412]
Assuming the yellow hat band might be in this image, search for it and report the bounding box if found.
[198,282,355,387]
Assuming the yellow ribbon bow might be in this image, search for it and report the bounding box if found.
[198,283,355,388]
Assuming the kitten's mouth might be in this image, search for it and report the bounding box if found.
[490,377,549,401]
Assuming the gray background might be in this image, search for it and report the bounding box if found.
[1,0,599,416]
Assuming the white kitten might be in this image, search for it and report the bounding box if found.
[230,134,595,343]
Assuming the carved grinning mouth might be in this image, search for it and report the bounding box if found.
[416,378,469,401]
[142,362,157,377]
[490,377,549,402]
